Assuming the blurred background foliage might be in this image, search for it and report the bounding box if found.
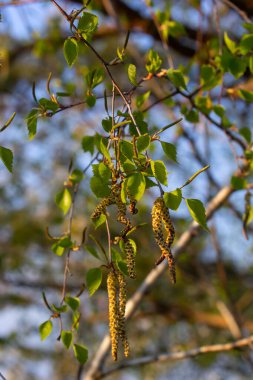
[1,0,253,379]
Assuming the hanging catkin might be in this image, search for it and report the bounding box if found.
[107,270,119,361]
[117,271,130,357]
[151,197,176,283]
[124,238,136,279]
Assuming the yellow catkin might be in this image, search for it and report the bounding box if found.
[129,199,138,215]
[124,239,136,279]
[107,270,119,361]
[91,194,116,220]
[117,271,130,357]
[151,197,176,284]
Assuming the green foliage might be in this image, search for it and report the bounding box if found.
[167,69,187,90]
[78,12,98,40]
[128,64,138,86]
[63,38,79,67]
[39,320,53,341]
[55,188,72,215]
[86,268,102,296]
[73,344,88,364]
[164,189,182,210]
[61,330,73,350]
[185,198,209,231]
[150,160,168,186]
[146,49,162,73]
[0,146,13,172]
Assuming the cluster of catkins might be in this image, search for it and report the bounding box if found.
[151,197,176,283]
[91,186,137,279]
[91,190,176,360]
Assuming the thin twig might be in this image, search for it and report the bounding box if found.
[219,0,251,23]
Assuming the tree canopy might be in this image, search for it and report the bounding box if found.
[1,1,253,379]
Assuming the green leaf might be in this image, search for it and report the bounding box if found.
[220,49,247,79]
[240,34,253,54]
[99,140,111,161]
[69,169,84,184]
[85,244,100,259]
[61,330,73,350]
[51,243,65,256]
[249,56,253,74]
[102,117,112,132]
[39,320,53,341]
[63,38,78,67]
[167,69,187,90]
[185,198,209,231]
[92,213,106,229]
[224,32,237,53]
[146,49,162,73]
[185,109,199,123]
[55,188,72,215]
[128,64,138,86]
[136,91,151,108]
[90,176,110,198]
[86,268,102,296]
[145,177,157,189]
[117,260,129,276]
[120,140,134,160]
[65,296,80,311]
[126,172,146,201]
[0,146,13,172]
[39,98,58,112]
[164,188,182,210]
[231,176,247,190]
[26,109,38,140]
[85,68,104,90]
[82,135,95,154]
[86,94,96,108]
[150,160,168,186]
[51,304,68,313]
[213,105,225,118]
[195,96,212,115]
[78,12,98,40]
[239,89,253,102]
[239,127,251,143]
[73,344,89,364]
[136,134,151,152]
[161,142,178,163]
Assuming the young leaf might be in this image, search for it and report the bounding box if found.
[61,330,73,350]
[78,12,98,40]
[167,69,187,90]
[161,142,178,163]
[65,296,80,311]
[86,267,102,296]
[164,188,182,210]
[90,176,110,198]
[136,134,150,153]
[85,244,100,259]
[150,160,168,186]
[55,188,72,215]
[185,198,209,231]
[128,64,138,86]
[126,172,146,201]
[82,135,95,154]
[231,176,247,190]
[73,344,89,364]
[146,49,162,73]
[26,109,38,140]
[63,38,78,67]
[224,32,237,53]
[0,146,13,172]
[39,320,53,341]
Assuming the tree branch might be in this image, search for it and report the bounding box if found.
[102,335,253,378]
